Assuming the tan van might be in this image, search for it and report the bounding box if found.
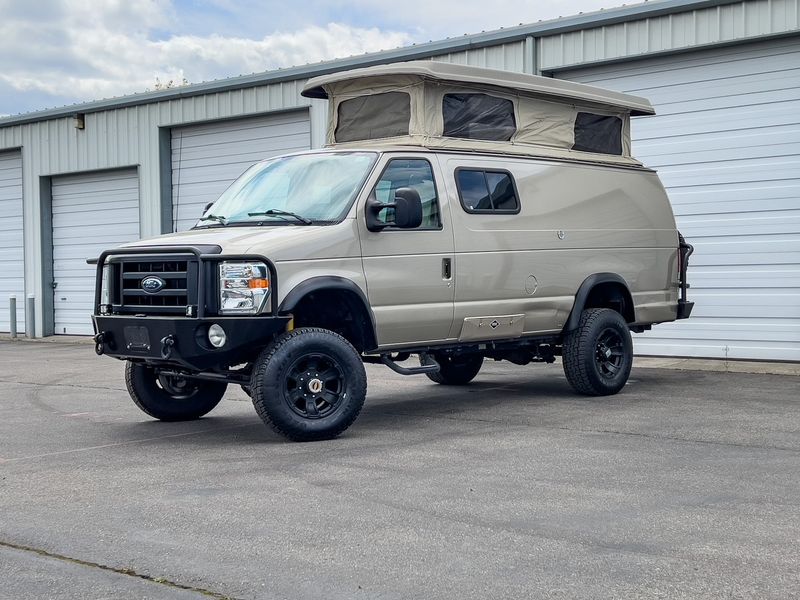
[91,61,693,441]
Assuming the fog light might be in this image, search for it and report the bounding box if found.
[208,324,227,348]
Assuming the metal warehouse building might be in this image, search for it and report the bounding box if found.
[0,0,798,360]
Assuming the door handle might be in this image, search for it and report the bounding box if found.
[442,258,452,280]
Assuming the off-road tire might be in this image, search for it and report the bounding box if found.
[125,362,227,421]
[425,353,484,386]
[562,308,633,396]
[250,327,367,442]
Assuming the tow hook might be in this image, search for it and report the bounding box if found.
[160,335,176,360]
[93,332,105,356]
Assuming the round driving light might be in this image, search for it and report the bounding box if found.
[208,324,227,348]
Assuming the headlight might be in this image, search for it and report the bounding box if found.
[218,262,270,314]
[100,264,111,313]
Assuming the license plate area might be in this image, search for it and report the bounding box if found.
[124,326,151,352]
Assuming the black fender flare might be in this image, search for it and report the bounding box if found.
[278,276,378,351]
[563,273,633,333]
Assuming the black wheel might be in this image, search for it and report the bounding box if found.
[125,362,227,421]
[250,327,367,442]
[425,353,483,386]
[562,308,633,396]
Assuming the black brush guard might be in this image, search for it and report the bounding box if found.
[91,246,290,371]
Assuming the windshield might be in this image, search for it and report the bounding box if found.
[196,152,377,227]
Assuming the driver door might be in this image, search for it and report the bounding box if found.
[358,155,455,348]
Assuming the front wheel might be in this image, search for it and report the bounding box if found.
[250,328,367,442]
[125,362,227,421]
[562,308,633,396]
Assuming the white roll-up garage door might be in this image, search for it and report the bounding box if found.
[0,149,24,333]
[171,111,311,231]
[560,38,800,361]
[51,169,140,335]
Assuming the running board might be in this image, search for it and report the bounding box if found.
[364,353,441,376]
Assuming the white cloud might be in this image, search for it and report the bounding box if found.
[0,2,412,104]
[0,0,637,112]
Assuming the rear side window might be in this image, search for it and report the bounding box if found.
[442,93,516,141]
[572,112,623,155]
[335,92,411,143]
[456,169,520,214]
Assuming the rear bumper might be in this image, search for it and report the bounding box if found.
[92,314,291,371]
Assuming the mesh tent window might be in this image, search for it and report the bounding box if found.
[335,92,411,143]
[442,93,516,141]
[572,113,623,155]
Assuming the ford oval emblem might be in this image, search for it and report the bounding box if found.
[141,276,166,294]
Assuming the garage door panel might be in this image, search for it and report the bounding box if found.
[653,85,800,117]
[173,143,310,170]
[657,157,800,188]
[638,129,800,162]
[668,181,800,212]
[174,122,310,151]
[563,38,800,360]
[645,72,800,108]
[171,111,310,232]
[0,149,24,333]
[635,101,800,140]
[676,212,800,237]
[571,38,800,85]
[52,169,140,335]
[633,338,800,362]
[647,320,800,343]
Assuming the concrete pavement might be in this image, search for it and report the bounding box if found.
[0,340,798,599]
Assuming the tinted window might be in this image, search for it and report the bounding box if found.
[335,92,411,143]
[442,93,516,141]
[373,159,441,229]
[456,169,519,213]
[572,112,623,155]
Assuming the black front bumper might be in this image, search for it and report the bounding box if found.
[93,314,291,371]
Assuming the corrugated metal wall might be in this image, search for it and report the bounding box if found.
[431,40,529,72]
[539,0,800,71]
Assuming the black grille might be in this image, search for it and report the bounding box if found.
[114,257,198,315]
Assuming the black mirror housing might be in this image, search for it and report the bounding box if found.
[366,187,423,231]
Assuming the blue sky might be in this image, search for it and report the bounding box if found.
[0,0,635,117]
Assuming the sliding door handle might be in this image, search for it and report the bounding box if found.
[442,258,452,280]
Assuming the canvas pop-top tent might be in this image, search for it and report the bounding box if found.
[302,61,655,167]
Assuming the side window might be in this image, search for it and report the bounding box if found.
[372,159,442,230]
[456,169,520,214]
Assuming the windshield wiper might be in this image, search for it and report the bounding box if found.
[197,213,228,226]
[247,209,313,225]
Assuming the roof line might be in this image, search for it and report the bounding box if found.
[0,0,739,128]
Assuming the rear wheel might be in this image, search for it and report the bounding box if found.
[250,328,367,442]
[425,353,483,386]
[562,308,633,396]
[125,362,227,421]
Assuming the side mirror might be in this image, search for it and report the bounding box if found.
[366,187,423,232]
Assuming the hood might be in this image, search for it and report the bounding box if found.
[122,219,361,261]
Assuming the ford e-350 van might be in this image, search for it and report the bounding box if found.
[91,61,693,441]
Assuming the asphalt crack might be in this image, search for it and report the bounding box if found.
[0,540,240,599]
